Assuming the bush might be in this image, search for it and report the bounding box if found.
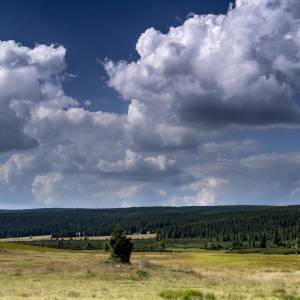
[205,242,221,250]
[136,269,149,279]
[108,227,133,263]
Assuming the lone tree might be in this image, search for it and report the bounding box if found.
[108,227,133,263]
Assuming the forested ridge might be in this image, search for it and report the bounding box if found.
[0,206,299,248]
[158,206,300,248]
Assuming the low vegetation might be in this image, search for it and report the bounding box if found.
[20,236,162,251]
[1,206,300,299]
[0,242,300,299]
[159,289,216,300]
[18,237,300,255]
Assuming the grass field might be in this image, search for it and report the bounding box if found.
[0,243,300,300]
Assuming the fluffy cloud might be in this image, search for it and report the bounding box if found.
[0,40,181,207]
[97,149,178,180]
[186,151,300,205]
[27,106,127,175]
[0,41,73,152]
[179,177,228,206]
[106,0,300,144]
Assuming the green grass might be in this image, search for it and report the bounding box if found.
[229,248,297,255]
[273,288,300,300]
[20,238,299,254]
[280,296,300,300]
[0,242,60,252]
[22,237,162,251]
[159,289,215,300]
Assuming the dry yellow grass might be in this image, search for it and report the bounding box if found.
[0,233,156,242]
[0,235,53,242]
[0,243,299,299]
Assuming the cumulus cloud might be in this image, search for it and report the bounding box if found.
[186,151,300,205]
[97,149,178,180]
[27,106,127,175]
[0,40,181,207]
[106,0,300,140]
[0,41,73,152]
[178,177,228,206]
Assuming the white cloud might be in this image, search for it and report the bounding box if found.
[0,41,73,152]
[106,0,300,152]
[97,149,177,179]
[32,172,63,205]
[0,39,183,207]
[180,177,228,206]
[186,151,300,205]
[117,184,142,198]
[0,153,34,184]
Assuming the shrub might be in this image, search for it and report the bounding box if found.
[205,242,221,250]
[136,269,149,279]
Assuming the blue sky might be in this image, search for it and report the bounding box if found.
[0,0,300,208]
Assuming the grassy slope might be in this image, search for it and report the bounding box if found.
[0,243,300,299]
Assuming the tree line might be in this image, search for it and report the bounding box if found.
[0,206,299,249]
[157,206,300,248]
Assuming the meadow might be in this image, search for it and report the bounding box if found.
[0,242,300,300]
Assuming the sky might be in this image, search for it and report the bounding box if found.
[0,0,300,208]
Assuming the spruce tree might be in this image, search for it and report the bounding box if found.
[108,227,133,263]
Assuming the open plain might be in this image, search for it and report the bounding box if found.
[0,243,299,300]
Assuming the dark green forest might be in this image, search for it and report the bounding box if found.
[0,206,300,249]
